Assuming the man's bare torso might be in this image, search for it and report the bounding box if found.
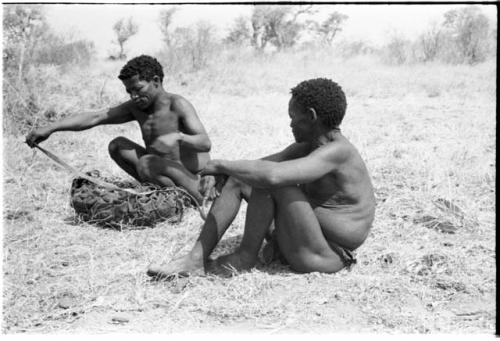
[300,132,376,248]
[129,93,209,173]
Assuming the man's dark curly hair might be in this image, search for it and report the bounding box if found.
[290,78,347,128]
[118,55,164,83]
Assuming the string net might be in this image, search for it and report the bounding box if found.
[70,170,192,229]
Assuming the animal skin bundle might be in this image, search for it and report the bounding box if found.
[70,170,191,229]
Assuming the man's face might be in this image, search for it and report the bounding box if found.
[122,74,158,110]
[288,97,313,142]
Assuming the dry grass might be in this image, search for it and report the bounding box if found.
[2,51,496,333]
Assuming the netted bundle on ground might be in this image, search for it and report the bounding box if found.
[70,170,192,229]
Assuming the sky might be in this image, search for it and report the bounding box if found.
[15,3,499,58]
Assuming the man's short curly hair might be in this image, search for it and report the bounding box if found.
[118,55,164,83]
[290,78,347,128]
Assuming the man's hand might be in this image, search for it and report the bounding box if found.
[25,127,52,147]
[199,173,228,201]
[199,159,223,176]
[150,133,181,154]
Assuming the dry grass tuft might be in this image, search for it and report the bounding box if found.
[2,52,496,333]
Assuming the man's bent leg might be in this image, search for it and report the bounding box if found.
[215,188,274,272]
[108,137,147,181]
[273,186,346,273]
[147,177,251,279]
[138,155,201,203]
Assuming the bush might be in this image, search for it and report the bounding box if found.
[159,21,218,74]
[442,6,491,64]
[35,35,95,66]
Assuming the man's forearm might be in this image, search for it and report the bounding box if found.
[217,160,277,188]
[46,111,102,133]
[179,132,211,152]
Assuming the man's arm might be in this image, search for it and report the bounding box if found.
[26,102,134,147]
[172,97,211,152]
[201,144,348,188]
[261,142,311,162]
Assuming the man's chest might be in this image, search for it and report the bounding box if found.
[134,109,180,137]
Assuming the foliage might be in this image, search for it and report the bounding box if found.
[160,21,218,73]
[158,7,178,47]
[112,17,139,60]
[225,15,252,46]
[36,34,95,66]
[384,33,412,65]
[307,11,349,46]
[442,6,490,64]
[250,5,316,51]
[3,5,49,79]
[418,22,442,62]
[2,5,96,135]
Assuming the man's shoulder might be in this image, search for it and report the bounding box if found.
[315,136,351,155]
[168,94,196,115]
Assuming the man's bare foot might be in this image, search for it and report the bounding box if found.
[147,255,205,280]
[214,251,257,276]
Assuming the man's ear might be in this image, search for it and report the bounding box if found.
[308,107,318,122]
[152,75,161,85]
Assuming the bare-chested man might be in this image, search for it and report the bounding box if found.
[26,55,214,203]
[147,78,375,277]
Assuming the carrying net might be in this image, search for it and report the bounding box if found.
[70,170,193,229]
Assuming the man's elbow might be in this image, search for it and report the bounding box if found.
[265,169,283,188]
[200,137,211,152]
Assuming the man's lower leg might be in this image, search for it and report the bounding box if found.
[147,178,245,277]
[216,188,275,269]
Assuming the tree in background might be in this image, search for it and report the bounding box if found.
[112,17,139,60]
[159,7,178,48]
[442,6,490,64]
[307,11,348,46]
[225,15,252,46]
[250,5,316,51]
[163,21,218,72]
[385,32,410,65]
[3,5,98,134]
[418,22,442,62]
[3,5,48,81]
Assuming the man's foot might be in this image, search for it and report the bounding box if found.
[147,255,205,280]
[213,251,257,276]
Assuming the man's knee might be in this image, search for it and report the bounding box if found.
[108,136,129,157]
[224,177,251,198]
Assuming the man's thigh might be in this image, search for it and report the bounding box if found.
[314,207,369,251]
[139,155,198,182]
[272,186,345,273]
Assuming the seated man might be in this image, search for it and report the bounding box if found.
[147,78,375,277]
[26,55,214,203]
